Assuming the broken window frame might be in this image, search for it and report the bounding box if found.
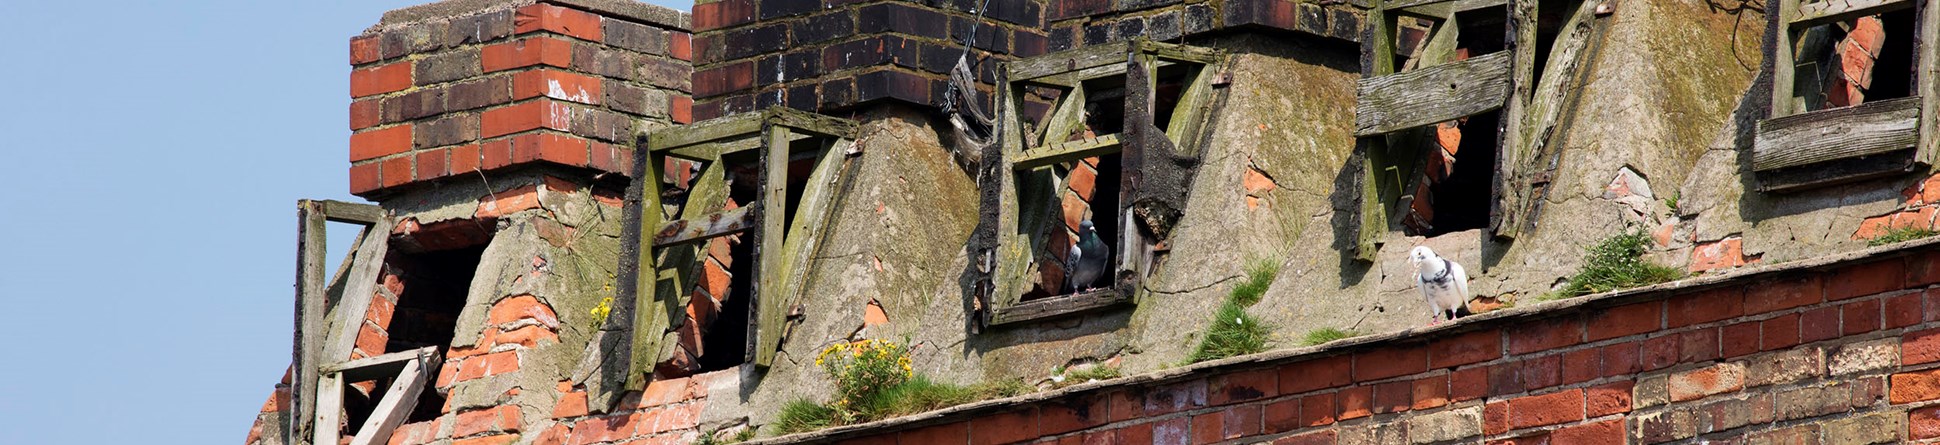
[980,40,1222,326]
[1752,0,1940,192]
[1352,0,1604,259]
[288,199,403,445]
[601,108,858,402]
[309,346,442,445]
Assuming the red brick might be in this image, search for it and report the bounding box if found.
[414,149,449,180]
[552,390,588,419]
[480,99,574,138]
[900,421,967,444]
[1689,237,1746,272]
[671,95,693,124]
[1762,313,1802,350]
[453,435,517,445]
[567,413,634,445]
[1353,345,1427,382]
[351,162,381,195]
[636,375,700,408]
[1209,368,1277,405]
[671,32,691,61]
[1271,430,1335,445]
[1483,401,1509,436]
[450,144,482,175]
[1550,419,1623,445]
[1189,411,1223,445]
[1893,368,1940,403]
[1641,335,1679,371]
[350,35,380,65]
[1488,362,1525,396]
[1278,355,1350,394]
[1905,327,1940,365]
[351,99,381,130]
[1429,329,1501,368]
[487,295,559,328]
[1450,367,1487,401]
[1585,381,1633,417]
[1888,291,1924,328]
[453,405,522,437]
[515,4,603,41]
[1842,298,1883,336]
[512,69,603,105]
[1667,287,1746,327]
[1520,354,1562,391]
[1909,251,1940,286]
[1337,385,1371,420]
[1747,275,1823,313]
[1111,422,1152,444]
[1561,348,1600,385]
[527,132,590,167]
[1507,389,1586,429]
[482,37,573,72]
[1927,288,1940,322]
[352,61,413,98]
[1508,317,1585,354]
[380,155,414,188]
[1801,306,1841,343]
[352,125,414,162]
[1412,374,1449,410]
[1722,322,1761,358]
[1829,259,1906,300]
[1914,406,1940,439]
[1588,302,1662,341]
[1600,341,1641,377]
[1262,398,1300,433]
[970,409,1038,445]
[1372,380,1411,414]
[1678,328,1720,364]
[1668,363,1745,402]
[494,324,557,347]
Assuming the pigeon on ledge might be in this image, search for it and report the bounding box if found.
[1409,246,1472,325]
[1066,220,1111,294]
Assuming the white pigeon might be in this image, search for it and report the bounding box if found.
[1409,246,1472,325]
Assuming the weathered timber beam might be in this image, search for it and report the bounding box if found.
[648,112,763,152]
[1757,147,1917,192]
[768,107,858,139]
[667,135,763,161]
[319,200,384,225]
[347,349,438,445]
[1137,41,1223,65]
[1395,0,1506,17]
[652,206,756,248]
[1791,0,1912,28]
[292,200,328,444]
[320,217,394,368]
[1012,135,1124,171]
[320,346,439,381]
[1354,50,1513,136]
[1010,42,1136,81]
[1753,96,1922,171]
[989,288,1128,325]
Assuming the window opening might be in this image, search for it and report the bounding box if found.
[380,243,484,422]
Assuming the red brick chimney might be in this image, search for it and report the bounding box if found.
[347,0,692,198]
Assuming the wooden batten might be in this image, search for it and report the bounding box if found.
[1354,50,1515,136]
[1754,96,1923,172]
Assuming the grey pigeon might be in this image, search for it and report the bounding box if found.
[1409,246,1472,325]
[1066,220,1111,293]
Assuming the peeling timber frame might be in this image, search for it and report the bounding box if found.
[601,108,858,408]
[1352,0,1605,258]
[982,40,1222,326]
[1754,0,1939,192]
[288,199,399,445]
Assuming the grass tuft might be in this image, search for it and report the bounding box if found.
[1300,327,1360,346]
[1553,231,1683,298]
[1868,227,1939,246]
[770,399,840,436]
[1187,260,1280,364]
[768,377,1032,436]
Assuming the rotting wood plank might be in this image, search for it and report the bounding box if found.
[322,217,394,366]
[768,107,858,139]
[347,348,437,445]
[291,200,328,445]
[1920,0,1940,167]
[320,346,438,380]
[1758,147,1917,192]
[652,206,756,248]
[1398,0,1506,20]
[769,138,853,352]
[1503,0,1601,237]
[989,288,1129,325]
[1165,65,1216,156]
[649,112,764,152]
[1037,87,1087,149]
[1754,96,1922,171]
[1772,0,1801,118]
[667,135,763,162]
[1791,0,1912,27]
[753,126,791,368]
[319,201,384,225]
[1009,42,1136,81]
[1355,50,1514,136]
[1012,135,1124,170]
[311,372,342,445]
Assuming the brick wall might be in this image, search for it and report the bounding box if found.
[761,241,1940,444]
[687,0,1051,121]
[347,0,691,198]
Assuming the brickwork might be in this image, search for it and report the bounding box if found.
[767,244,1940,444]
[1857,172,1940,241]
[347,0,690,197]
[686,0,1051,121]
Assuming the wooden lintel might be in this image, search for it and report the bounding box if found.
[667,135,764,161]
[1757,147,1918,192]
[320,346,439,381]
[767,107,858,139]
[1354,50,1514,136]
[649,112,764,152]
[1010,42,1136,81]
[1013,135,1124,171]
[1790,0,1912,28]
[989,288,1130,325]
[1396,0,1505,17]
[319,200,385,225]
[652,206,757,248]
[346,349,438,445]
[1753,96,1922,171]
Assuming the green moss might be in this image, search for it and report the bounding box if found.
[1187,260,1281,363]
[1299,328,1361,346]
[1867,227,1939,246]
[1553,231,1683,298]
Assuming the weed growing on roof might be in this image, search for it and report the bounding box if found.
[1867,226,1939,246]
[769,339,1029,436]
[1552,231,1682,298]
[1187,260,1280,364]
[1300,327,1361,346]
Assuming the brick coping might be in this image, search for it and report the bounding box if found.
[744,236,1940,444]
[367,0,688,34]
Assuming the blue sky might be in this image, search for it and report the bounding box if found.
[0,1,687,443]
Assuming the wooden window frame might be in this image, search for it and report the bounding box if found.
[288,199,398,445]
[1351,0,1604,259]
[309,347,441,445]
[980,40,1223,327]
[597,108,858,406]
[1753,0,1939,192]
